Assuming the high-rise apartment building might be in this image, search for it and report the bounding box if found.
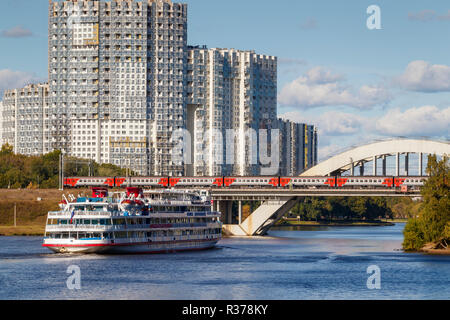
[48,0,187,175]
[278,119,318,176]
[1,83,49,155]
[187,46,277,176]
[0,0,319,176]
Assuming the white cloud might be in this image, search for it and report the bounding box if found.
[375,106,450,137]
[300,18,318,30]
[278,67,392,109]
[279,110,372,161]
[0,69,42,98]
[280,110,370,136]
[318,144,343,161]
[1,25,33,38]
[408,10,450,22]
[280,105,449,160]
[408,10,437,22]
[395,60,450,92]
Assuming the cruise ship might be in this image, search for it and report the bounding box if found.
[42,187,222,254]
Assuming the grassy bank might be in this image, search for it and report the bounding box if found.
[0,225,45,236]
[0,189,91,236]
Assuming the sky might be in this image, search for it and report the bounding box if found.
[0,0,449,160]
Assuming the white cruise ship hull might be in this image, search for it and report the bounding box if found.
[43,238,219,254]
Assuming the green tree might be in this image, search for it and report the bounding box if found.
[403,155,450,251]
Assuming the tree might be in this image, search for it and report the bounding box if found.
[0,143,14,156]
[403,155,450,251]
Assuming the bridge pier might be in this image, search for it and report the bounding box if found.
[373,156,377,176]
[396,152,400,176]
[359,162,365,176]
[218,200,233,224]
[419,153,423,176]
[238,200,242,224]
[405,153,409,176]
[222,197,299,236]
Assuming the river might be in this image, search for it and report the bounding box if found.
[0,223,449,300]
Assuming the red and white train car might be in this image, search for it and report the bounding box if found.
[64,176,427,191]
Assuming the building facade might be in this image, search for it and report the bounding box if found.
[186,46,278,176]
[48,0,187,175]
[0,83,49,155]
[278,119,318,176]
[0,0,319,176]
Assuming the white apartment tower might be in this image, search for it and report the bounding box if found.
[48,0,187,175]
[0,0,320,176]
[187,46,277,176]
[1,84,50,155]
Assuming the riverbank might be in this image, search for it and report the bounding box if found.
[0,189,90,236]
[276,219,395,227]
[0,225,45,236]
[420,242,450,255]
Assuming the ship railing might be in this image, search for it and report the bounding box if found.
[48,211,220,218]
[47,211,120,217]
[45,225,112,231]
[45,222,222,232]
[147,200,209,206]
[112,235,221,244]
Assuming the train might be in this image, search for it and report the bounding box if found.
[63,176,427,192]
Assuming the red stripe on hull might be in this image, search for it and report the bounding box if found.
[42,238,219,248]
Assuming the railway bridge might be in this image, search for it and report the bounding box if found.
[219,138,449,236]
[214,187,421,237]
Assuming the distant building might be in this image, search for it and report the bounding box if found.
[0,83,49,155]
[278,119,318,176]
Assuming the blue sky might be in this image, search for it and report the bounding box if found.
[0,0,449,159]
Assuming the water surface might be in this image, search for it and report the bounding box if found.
[0,223,448,300]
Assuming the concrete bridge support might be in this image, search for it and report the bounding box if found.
[218,200,233,225]
[223,197,299,236]
[419,153,423,176]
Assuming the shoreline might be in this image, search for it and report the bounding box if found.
[0,225,45,237]
[3,225,450,256]
[275,220,396,227]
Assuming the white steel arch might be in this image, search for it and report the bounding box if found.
[301,138,450,177]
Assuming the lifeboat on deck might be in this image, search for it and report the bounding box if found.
[121,199,145,212]
[58,199,68,209]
